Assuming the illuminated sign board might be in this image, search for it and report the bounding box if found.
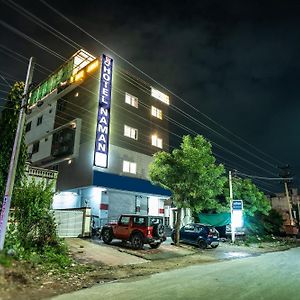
[28,49,96,107]
[231,200,243,210]
[94,54,113,168]
[151,87,169,105]
[231,200,243,228]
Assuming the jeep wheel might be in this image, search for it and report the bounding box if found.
[198,239,207,249]
[149,242,161,249]
[131,233,144,250]
[153,223,165,238]
[102,229,113,244]
[211,244,218,249]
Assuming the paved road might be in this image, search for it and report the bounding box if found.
[52,247,300,300]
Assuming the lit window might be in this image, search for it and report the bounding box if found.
[125,93,138,108]
[151,87,169,105]
[152,135,163,149]
[123,160,137,174]
[86,59,99,73]
[151,106,163,119]
[74,92,79,97]
[74,70,84,82]
[124,125,138,140]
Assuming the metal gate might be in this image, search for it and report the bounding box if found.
[54,210,83,237]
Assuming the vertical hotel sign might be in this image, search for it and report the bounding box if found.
[94,54,113,168]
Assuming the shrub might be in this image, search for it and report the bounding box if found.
[0,251,12,267]
[4,179,72,269]
[10,179,58,251]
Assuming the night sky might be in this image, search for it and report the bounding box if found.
[1,0,300,194]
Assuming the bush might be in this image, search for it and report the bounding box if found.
[9,179,58,251]
[3,179,72,270]
[244,209,284,237]
[0,251,12,267]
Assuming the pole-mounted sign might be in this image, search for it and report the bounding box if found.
[231,199,244,229]
[232,200,243,211]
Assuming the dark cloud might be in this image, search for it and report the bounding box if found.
[1,0,300,191]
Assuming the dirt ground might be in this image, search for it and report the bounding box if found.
[0,237,299,300]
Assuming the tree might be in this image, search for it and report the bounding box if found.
[223,177,272,236]
[229,177,271,216]
[0,82,27,205]
[149,135,226,245]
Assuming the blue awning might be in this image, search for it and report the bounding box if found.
[93,170,171,197]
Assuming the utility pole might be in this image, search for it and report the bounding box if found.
[283,181,294,226]
[278,165,294,226]
[229,170,235,243]
[298,198,300,226]
[0,57,35,250]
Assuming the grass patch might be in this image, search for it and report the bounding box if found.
[0,251,12,267]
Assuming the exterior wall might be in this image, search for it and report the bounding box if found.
[271,189,300,226]
[25,102,56,145]
[52,192,81,209]
[25,84,79,165]
[26,57,170,191]
[165,207,193,229]
[26,103,56,163]
[52,186,168,228]
[24,163,58,190]
[271,194,290,211]
[101,144,153,180]
[55,141,93,190]
[110,70,169,157]
[26,52,171,224]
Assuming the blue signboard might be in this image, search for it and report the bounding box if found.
[232,200,243,210]
[94,54,113,168]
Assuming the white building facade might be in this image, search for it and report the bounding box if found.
[25,50,171,228]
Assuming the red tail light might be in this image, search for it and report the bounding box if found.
[147,226,151,235]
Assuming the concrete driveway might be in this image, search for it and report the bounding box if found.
[66,238,147,266]
[66,237,273,266]
[66,237,205,266]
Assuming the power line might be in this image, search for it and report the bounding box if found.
[0,74,12,88]
[23,82,278,193]
[39,0,284,167]
[116,69,278,172]
[235,171,293,181]
[0,20,66,62]
[0,3,281,175]
[0,43,278,177]
[0,14,280,176]
[0,44,51,75]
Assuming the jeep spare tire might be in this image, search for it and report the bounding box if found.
[153,223,164,238]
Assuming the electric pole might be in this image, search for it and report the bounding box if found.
[0,57,35,250]
[229,170,235,243]
[278,165,294,226]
